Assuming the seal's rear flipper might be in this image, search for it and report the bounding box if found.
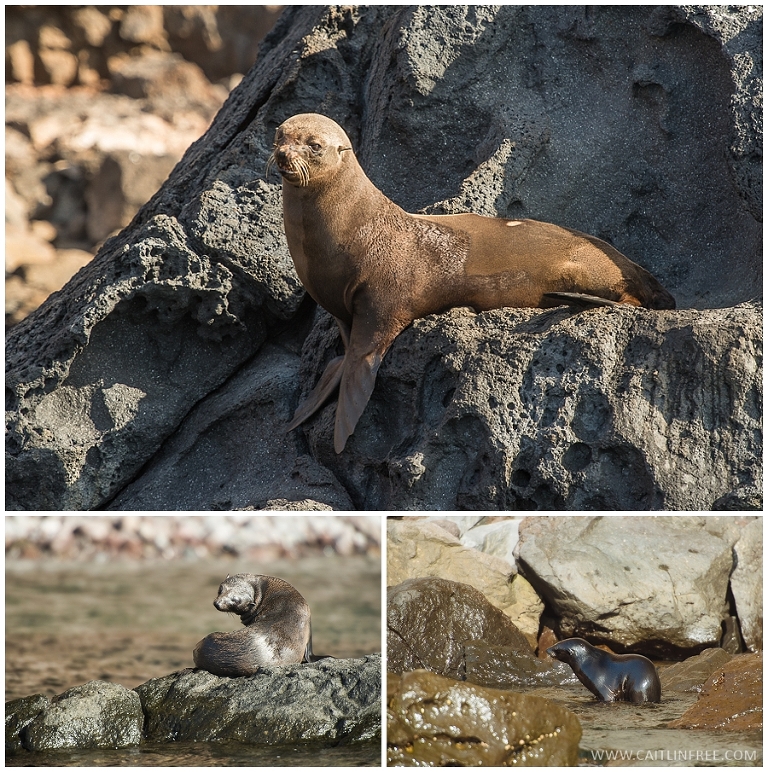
[286,355,345,432]
[544,291,622,308]
[303,628,315,663]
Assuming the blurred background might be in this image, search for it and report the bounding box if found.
[5,5,283,327]
[5,514,381,702]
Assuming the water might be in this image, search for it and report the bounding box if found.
[5,554,382,766]
[6,739,382,767]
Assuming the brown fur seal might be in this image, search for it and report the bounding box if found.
[269,113,676,453]
[193,573,313,677]
[547,637,661,703]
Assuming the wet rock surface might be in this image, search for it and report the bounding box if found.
[387,576,534,680]
[668,653,763,732]
[387,515,764,766]
[6,656,380,753]
[136,655,381,744]
[6,6,762,511]
[387,518,542,646]
[7,681,144,752]
[387,669,582,767]
[660,648,734,693]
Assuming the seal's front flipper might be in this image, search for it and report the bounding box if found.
[544,291,622,308]
[334,348,382,453]
[286,355,345,432]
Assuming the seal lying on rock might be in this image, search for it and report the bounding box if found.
[547,637,661,703]
[269,113,676,453]
[193,573,313,677]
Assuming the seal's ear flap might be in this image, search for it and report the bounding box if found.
[339,146,351,153]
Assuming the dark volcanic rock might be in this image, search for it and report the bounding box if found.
[135,655,381,744]
[6,6,762,510]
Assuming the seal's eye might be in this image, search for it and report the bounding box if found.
[308,142,322,152]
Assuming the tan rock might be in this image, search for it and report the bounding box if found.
[38,25,72,50]
[38,49,79,87]
[388,670,582,766]
[7,39,35,85]
[118,6,167,48]
[668,652,762,731]
[387,519,543,639]
[71,6,113,48]
[5,223,56,272]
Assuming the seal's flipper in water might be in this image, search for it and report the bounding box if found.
[286,354,345,431]
[544,291,623,308]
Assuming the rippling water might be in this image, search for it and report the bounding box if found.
[5,553,382,766]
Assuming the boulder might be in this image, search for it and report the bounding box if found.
[668,653,762,731]
[388,669,581,766]
[6,681,143,752]
[660,648,734,693]
[136,656,381,744]
[514,516,733,653]
[6,6,762,510]
[387,576,532,679]
[730,518,763,652]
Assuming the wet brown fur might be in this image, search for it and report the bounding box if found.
[193,574,312,677]
[271,113,676,453]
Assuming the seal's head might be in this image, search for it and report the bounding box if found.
[546,638,592,665]
[213,573,260,616]
[267,113,353,188]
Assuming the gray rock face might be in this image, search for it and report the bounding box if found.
[314,304,761,509]
[9,681,143,752]
[514,516,733,653]
[6,6,762,511]
[135,656,381,744]
[6,657,380,752]
[730,518,763,652]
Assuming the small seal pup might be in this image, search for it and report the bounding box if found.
[547,637,661,703]
[193,573,313,677]
[269,113,676,453]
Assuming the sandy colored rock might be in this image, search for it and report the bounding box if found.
[669,652,762,731]
[730,518,763,652]
[388,669,581,766]
[387,519,523,618]
[515,516,733,652]
[660,648,734,692]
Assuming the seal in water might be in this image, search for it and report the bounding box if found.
[547,637,661,703]
[193,573,313,677]
[268,113,676,453]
